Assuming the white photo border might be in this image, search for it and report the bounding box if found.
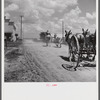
[1,0,99,100]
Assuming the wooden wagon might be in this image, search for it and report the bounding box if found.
[67,29,96,71]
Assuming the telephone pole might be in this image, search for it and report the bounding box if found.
[20,15,23,39]
[62,20,64,42]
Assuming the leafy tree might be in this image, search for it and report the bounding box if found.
[40,32,46,40]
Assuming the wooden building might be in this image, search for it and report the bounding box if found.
[4,16,16,41]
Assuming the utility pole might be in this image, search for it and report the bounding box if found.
[62,20,64,42]
[20,15,23,39]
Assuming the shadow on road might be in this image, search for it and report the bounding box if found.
[62,64,76,71]
[53,46,61,48]
[62,62,96,72]
[59,56,70,61]
[43,45,51,47]
[82,62,96,67]
[32,38,42,42]
[43,45,48,47]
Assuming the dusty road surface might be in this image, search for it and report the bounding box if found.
[20,39,96,82]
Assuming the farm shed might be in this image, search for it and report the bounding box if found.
[4,16,16,41]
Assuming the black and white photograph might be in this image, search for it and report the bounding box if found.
[4,0,97,82]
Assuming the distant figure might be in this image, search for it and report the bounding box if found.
[54,34,57,39]
[53,34,62,48]
[45,30,51,46]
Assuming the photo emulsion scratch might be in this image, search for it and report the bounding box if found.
[4,0,96,82]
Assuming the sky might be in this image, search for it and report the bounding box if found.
[4,0,96,38]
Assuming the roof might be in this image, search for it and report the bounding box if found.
[4,18,16,33]
[5,19,10,23]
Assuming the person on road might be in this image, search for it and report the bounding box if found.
[45,30,51,46]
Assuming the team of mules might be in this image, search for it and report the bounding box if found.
[41,29,96,70]
[64,29,96,71]
[42,29,96,51]
[65,29,96,58]
[44,29,96,71]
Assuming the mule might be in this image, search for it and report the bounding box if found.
[65,30,73,59]
[53,34,63,48]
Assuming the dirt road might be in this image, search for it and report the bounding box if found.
[22,39,96,82]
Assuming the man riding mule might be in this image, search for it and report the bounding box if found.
[45,30,51,46]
